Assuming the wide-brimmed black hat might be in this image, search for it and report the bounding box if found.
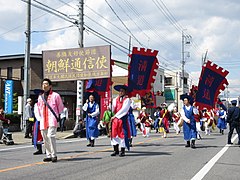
[180,93,194,105]
[114,84,128,92]
[231,100,237,105]
[33,89,44,95]
[180,93,191,101]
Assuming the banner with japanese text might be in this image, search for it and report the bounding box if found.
[195,61,229,110]
[43,45,111,81]
[128,47,158,97]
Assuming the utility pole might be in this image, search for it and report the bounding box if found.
[202,49,208,65]
[181,30,191,94]
[23,0,31,131]
[181,31,185,94]
[175,72,179,110]
[76,0,84,125]
[78,0,84,48]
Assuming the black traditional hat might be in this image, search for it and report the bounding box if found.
[33,89,44,95]
[231,100,237,105]
[180,93,194,105]
[114,84,128,92]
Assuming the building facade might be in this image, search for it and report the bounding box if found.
[0,54,77,127]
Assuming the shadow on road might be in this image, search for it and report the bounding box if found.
[58,150,87,154]
[126,150,172,157]
[60,157,102,162]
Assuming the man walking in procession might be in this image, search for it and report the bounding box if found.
[110,84,131,157]
[83,94,100,147]
[35,78,64,162]
[180,94,198,149]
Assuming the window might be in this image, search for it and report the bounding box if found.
[165,77,172,86]
[184,77,188,85]
[21,66,24,80]
[160,75,163,83]
[7,67,12,79]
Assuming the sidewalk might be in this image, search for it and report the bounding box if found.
[4,130,75,145]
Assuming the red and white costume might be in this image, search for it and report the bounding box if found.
[159,108,170,138]
[201,109,214,135]
[111,95,131,148]
[137,110,151,137]
[172,111,181,134]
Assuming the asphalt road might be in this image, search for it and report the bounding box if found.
[0,129,239,180]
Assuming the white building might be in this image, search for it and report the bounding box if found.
[164,70,189,110]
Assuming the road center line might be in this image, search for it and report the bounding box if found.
[0,137,161,173]
[191,134,238,180]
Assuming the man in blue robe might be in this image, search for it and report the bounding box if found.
[180,94,198,149]
[83,94,100,147]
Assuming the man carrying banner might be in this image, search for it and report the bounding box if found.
[110,84,131,157]
[180,94,198,149]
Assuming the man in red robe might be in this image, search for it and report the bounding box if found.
[110,84,131,157]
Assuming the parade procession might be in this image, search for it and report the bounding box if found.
[1,44,240,180]
[0,36,240,180]
[1,0,240,180]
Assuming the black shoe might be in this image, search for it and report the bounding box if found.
[33,150,43,155]
[185,141,190,147]
[111,145,119,156]
[24,136,30,138]
[191,140,196,149]
[227,142,233,145]
[91,140,95,147]
[51,157,57,163]
[119,148,125,157]
[111,151,119,156]
[43,157,52,162]
[87,144,91,147]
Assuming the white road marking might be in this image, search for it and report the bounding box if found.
[0,136,108,152]
[0,145,33,152]
[191,134,238,180]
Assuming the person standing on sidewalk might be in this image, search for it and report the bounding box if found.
[0,106,10,143]
[35,78,64,162]
[60,103,68,132]
[226,100,240,145]
[82,94,100,147]
[24,98,34,138]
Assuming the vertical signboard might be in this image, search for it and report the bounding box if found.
[4,80,13,114]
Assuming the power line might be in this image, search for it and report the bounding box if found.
[85,25,129,54]
[84,15,129,45]
[32,25,75,33]
[104,0,144,47]
[21,0,77,25]
[85,4,130,38]
[113,0,150,40]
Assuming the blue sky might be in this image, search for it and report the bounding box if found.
[0,0,240,98]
